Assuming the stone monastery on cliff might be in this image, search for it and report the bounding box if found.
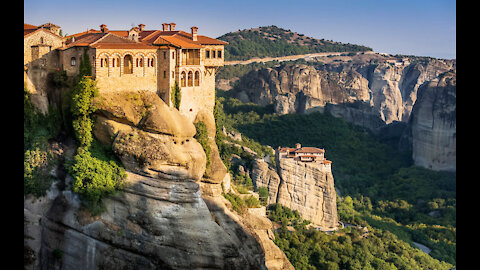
[24,22,227,120]
[277,143,332,167]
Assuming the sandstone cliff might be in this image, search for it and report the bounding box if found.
[225,56,456,171]
[252,156,338,229]
[407,71,456,171]
[24,90,294,270]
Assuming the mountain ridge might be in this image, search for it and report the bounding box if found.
[217,25,373,61]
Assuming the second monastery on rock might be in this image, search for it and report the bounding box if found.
[24,22,227,121]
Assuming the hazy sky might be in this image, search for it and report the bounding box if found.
[24,0,456,59]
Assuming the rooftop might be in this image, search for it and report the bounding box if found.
[63,24,228,50]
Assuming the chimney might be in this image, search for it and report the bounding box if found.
[169,23,176,31]
[100,24,108,33]
[162,23,169,31]
[295,143,301,149]
[138,24,145,31]
[191,26,198,41]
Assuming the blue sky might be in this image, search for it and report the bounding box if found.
[24,0,456,59]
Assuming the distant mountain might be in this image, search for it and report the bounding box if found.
[217,25,373,61]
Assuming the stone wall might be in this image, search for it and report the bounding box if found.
[24,29,64,66]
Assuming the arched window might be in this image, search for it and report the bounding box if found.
[71,57,76,66]
[181,71,186,87]
[136,57,143,68]
[112,58,116,67]
[124,55,133,74]
[101,58,108,67]
[187,71,193,87]
[194,71,200,86]
[116,57,120,67]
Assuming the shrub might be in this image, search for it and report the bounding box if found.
[244,195,261,208]
[194,121,211,175]
[223,192,247,214]
[69,149,126,215]
[24,148,55,197]
[258,186,269,202]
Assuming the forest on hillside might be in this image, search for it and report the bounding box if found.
[217,26,372,61]
[214,91,456,268]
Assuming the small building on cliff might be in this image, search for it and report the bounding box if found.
[277,143,332,168]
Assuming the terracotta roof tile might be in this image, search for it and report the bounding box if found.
[293,147,325,153]
[64,26,227,50]
[24,23,38,30]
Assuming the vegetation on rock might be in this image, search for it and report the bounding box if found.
[67,77,126,215]
[194,121,212,175]
[24,84,61,197]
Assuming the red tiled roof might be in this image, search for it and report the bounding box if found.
[24,23,38,30]
[293,147,325,153]
[24,23,38,36]
[65,27,228,50]
[60,32,157,50]
[24,23,64,39]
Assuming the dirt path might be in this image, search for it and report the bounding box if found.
[224,51,375,66]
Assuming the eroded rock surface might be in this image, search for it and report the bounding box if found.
[252,156,338,229]
[25,90,293,270]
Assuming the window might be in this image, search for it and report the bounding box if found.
[212,50,216,58]
[187,71,193,87]
[172,51,175,59]
[217,50,222,59]
[181,71,186,87]
[172,71,175,79]
[163,70,166,78]
[71,57,76,66]
[194,71,200,86]
[124,55,133,74]
[206,50,210,58]
[112,58,116,67]
[164,51,167,59]
[100,58,108,67]
[40,37,44,44]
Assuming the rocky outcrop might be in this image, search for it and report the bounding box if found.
[251,160,281,205]
[230,59,454,125]
[226,57,456,171]
[251,156,338,229]
[25,90,294,270]
[408,71,456,171]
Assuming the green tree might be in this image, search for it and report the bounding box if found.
[70,77,98,149]
[171,81,181,109]
[78,49,92,78]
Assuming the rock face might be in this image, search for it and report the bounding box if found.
[227,57,456,171]
[408,71,456,171]
[252,156,338,229]
[25,90,294,270]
